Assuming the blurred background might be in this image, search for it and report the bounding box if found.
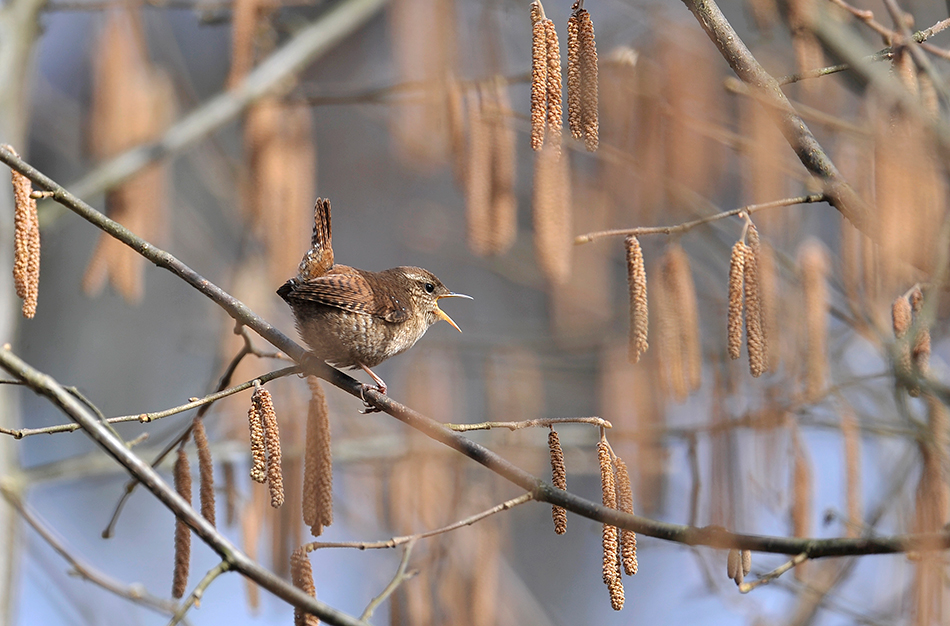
[1,0,949,623]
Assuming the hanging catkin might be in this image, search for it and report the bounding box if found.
[727,241,747,361]
[548,429,568,535]
[625,236,648,363]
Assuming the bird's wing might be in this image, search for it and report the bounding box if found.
[282,270,410,324]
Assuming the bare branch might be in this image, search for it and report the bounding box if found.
[0,348,368,626]
[680,0,873,235]
[0,481,180,616]
[444,417,611,432]
[575,194,826,245]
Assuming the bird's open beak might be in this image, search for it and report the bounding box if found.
[435,293,473,333]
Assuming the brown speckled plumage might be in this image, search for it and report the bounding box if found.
[278,199,469,391]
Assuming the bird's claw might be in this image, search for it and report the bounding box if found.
[359,383,385,414]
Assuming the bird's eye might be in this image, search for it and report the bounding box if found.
[424,282,435,294]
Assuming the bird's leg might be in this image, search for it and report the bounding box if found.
[358,362,387,413]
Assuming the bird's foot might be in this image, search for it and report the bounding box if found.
[359,383,386,413]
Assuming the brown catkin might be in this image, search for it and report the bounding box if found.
[530,3,547,151]
[597,441,624,610]
[613,456,638,576]
[466,87,492,256]
[544,19,562,149]
[840,406,862,538]
[446,73,467,185]
[8,146,40,319]
[532,143,572,284]
[665,245,701,392]
[192,418,216,527]
[303,377,333,537]
[727,241,747,360]
[255,388,284,508]
[758,242,778,371]
[625,236,649,363]
[576,8,599,152]
[549,429,568,535]
[799,240,829,401]
[247,392,266,484]
[741,550,752,577]
[567,13,581,140]
[893,295,913,385]
[291,546,319,626]
[910,289,930,397]
[488,77,518,255]
[172,446,192,599]
[726,548,741,584]
[744,227,767,377]
[791,429,812,580]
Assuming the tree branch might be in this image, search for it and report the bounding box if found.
[0,348,368,626]
[679,0,873,235]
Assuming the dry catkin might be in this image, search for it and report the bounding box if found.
[192,418,216,527]
[303,376,333,537]
[726,548,741,584]
[247,392,266,484]
[655,263,686,401]
[727,241,747,360]
[892,295,913,383]
[758,242,778,371]
[791,430,812,580]
[741,550,751,577]
[489,77,518,255]
[799,240,829,401]
[576,8,599,152]
[172,446,192,599]
[549,429,568,535]
[255,387,284,508]
[613,456,638,576]
[530,3,547,151]
[744,227,767,377]
[446,73,467,185]
[910,288,930,396]
[665,245,701,392]
[466,87,492,256]
[291,546,319,626]
[544,19,563,149]
[9,154,40,319]
[532,143,572,284]
[567,12,581,141]
[840,406,862,538]
[625,236,649,363]
[598,441,624,610]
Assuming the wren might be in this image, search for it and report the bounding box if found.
[277,198,471,400]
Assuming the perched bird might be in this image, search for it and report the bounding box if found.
[278,198,471,400]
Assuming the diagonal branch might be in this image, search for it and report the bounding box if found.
[680,0,873,235]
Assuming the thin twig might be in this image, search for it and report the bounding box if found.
[306,493,534,552]
[574,195,827,244]
[167,560,231,626]
[0,366,299,439]
[360,540,416,622]
[444,417,611,432]
[739,552,808,593]
[0,480,180,616]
